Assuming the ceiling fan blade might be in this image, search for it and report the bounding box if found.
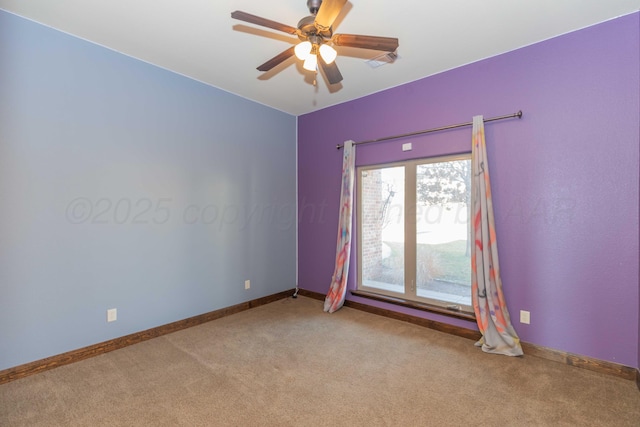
[332,34,399,52]
[257,46,296,72]
[319,57,343,85]
[231,11,298,35]
[314,0,347,31]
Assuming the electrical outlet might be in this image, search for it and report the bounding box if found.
[107,308,117,322]
[244,280,250,290]
[520,310,530,325]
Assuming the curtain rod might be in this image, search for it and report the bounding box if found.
[336,110,523,149]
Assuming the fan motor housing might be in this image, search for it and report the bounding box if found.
[297,15,332,41]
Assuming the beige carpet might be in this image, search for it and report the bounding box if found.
[1,296,639,426]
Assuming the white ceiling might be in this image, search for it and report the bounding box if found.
[1,1,638,116]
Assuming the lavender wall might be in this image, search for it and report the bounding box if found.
[298,13,640,368]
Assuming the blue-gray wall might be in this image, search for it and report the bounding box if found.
[0,10,297,370]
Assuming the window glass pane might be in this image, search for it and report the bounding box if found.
[360,166,404,294]
[416,159,471,306]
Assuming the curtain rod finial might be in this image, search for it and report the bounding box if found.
[517,110,523,118]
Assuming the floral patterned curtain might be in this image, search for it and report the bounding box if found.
[324,140,356,313]
[471,116,523,356]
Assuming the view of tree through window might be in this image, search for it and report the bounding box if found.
[358,155,471,311]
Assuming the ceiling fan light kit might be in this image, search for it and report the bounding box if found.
[303,52,318,71]
[294,41,312,60]
[231,0,399,86]
[319,44,337,64]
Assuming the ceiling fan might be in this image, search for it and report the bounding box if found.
[231,0,399,85]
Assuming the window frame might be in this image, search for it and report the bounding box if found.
[356,153,473,315]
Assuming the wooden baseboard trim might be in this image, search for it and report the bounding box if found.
[297,288,481,341]
[350,289,476,321]
[297,288,638,382]
[0,289,296,385]
[519,342,637,381]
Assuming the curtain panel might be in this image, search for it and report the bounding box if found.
[471,116,523,356]
[324,140,356,313]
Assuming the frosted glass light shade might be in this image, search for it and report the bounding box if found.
[319,44,337,64]
[303,54,318,71]
[295,41,312,60]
